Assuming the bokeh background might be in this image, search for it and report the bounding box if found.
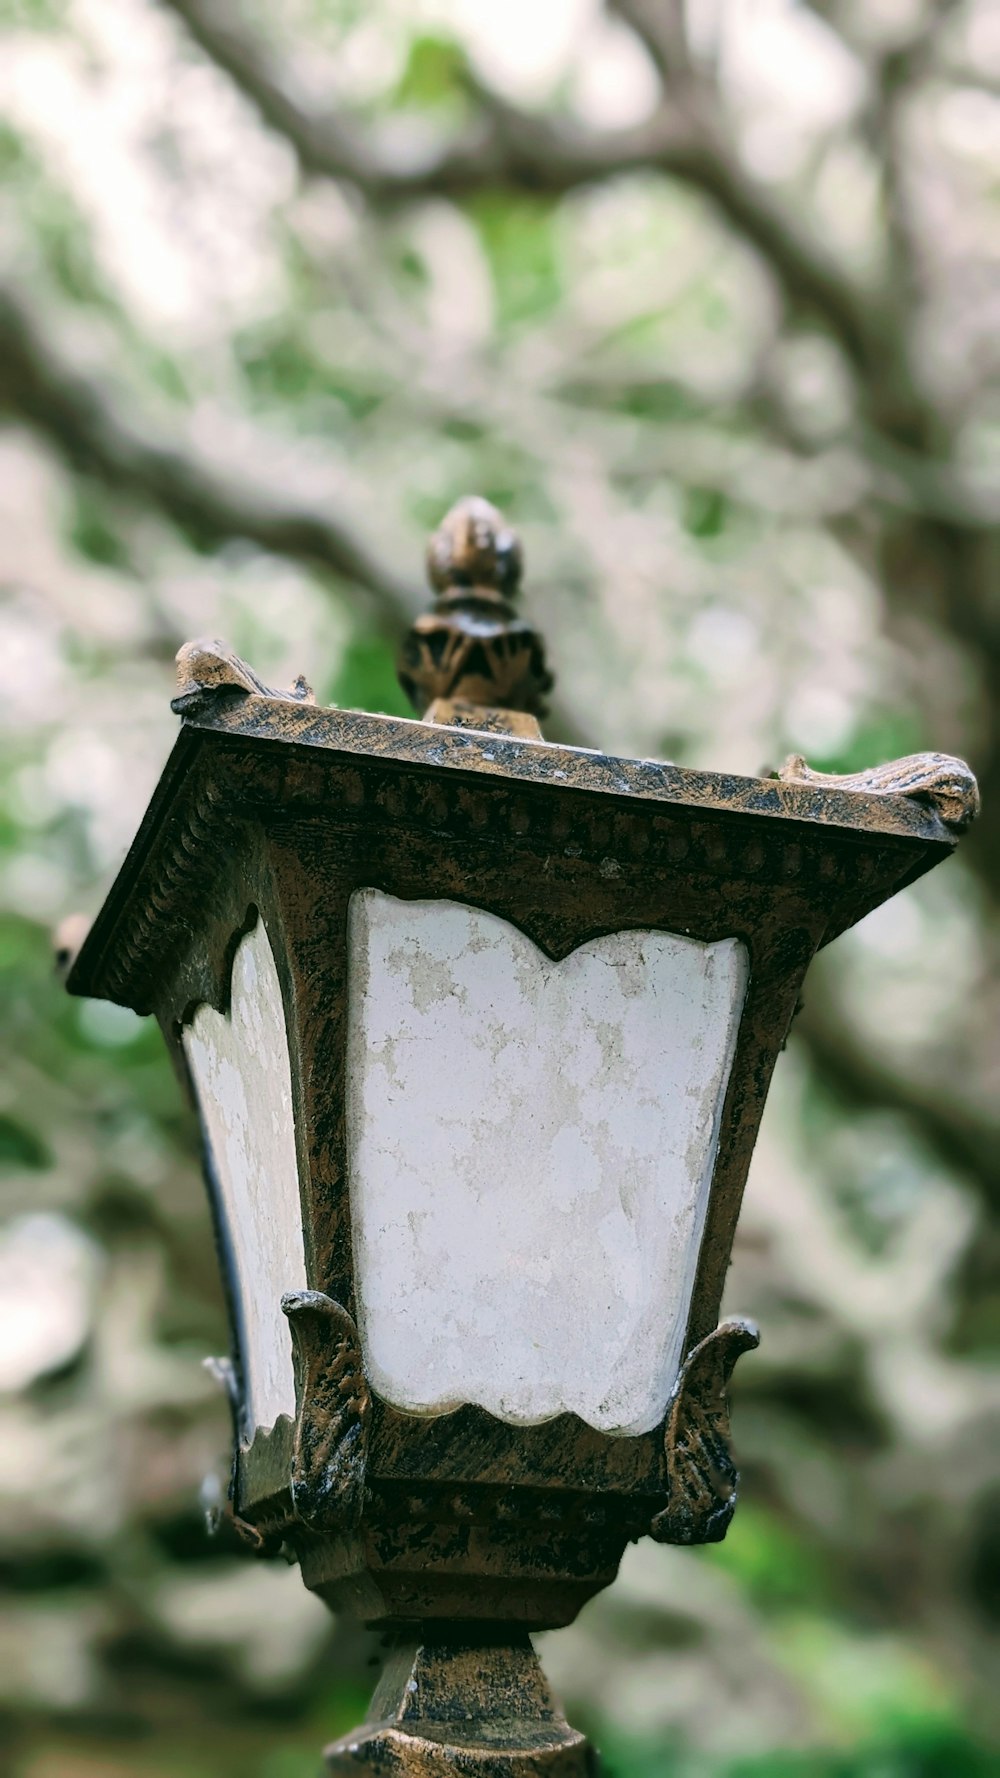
[1,1,998,1774]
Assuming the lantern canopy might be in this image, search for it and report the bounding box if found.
[66,497,979,1776]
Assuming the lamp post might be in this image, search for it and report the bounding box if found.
[66,497,979,1775]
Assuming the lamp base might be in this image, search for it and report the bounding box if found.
[324,1633,596,1775]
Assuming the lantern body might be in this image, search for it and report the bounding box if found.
[67,684,973,1631]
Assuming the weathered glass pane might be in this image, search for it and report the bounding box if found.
[185,920,306,1434]
[347,890,747,1436]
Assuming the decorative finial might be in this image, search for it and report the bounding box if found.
[397,496,553,733]
[425,494,523,597]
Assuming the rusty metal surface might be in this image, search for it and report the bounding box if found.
[323,1634,595,1775]
[282,1291,370,1534]
[63,653,979,1627]
[650,1318,760,1546]
[778,750,980,834]
[398,496,553,718]
[65,705,967,1016]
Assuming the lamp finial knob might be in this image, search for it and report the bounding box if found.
[399,495,553,733]
[426,494,523,598]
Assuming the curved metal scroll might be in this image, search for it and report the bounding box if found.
[651,1318,759,1546]
[778,751,979,834]
[173,638,314,715]
[281,1291,371,1532]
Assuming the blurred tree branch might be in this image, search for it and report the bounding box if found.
[0,282,595,746]
[160,0,879,377]
[869,1,966,343]
[795,990,1000,1213]
[606,0,697,87]
[158,0,1000,792]
[0,285,420,640]
[939,61,1000,97]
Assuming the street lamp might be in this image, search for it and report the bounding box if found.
[66,497,978,1775]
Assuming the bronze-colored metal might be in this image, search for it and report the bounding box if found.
[398,498,553,718]
[173,636,315,716]
[283,1291,370,1533]
[426,496,524,597]
[424,698,545,741]
[778,750,980,834]
[64,496,980,1774]
[64,673,975,1628]
[323,1635,593,1776]
[650,1318,759,1545]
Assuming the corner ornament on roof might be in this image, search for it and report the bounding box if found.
[172,639,315,716]
[778,750,980,835]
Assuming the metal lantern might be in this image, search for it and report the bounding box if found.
[66,498,979,1775]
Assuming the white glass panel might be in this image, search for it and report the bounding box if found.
[347,890,748,1436]
[184,920,306,1435]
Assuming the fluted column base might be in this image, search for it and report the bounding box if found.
[324,1632,595,1776]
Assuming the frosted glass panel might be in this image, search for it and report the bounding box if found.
[184,920,306,1435]
[347,891,748,1436]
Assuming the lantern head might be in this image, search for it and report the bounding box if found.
[66,498,978,1772]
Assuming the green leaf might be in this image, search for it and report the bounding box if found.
[234,324,383,420]
[594,1728,995,1778]
[329,626,413,719]
[701,1502,832,1610]
[468,195,563,329]
[392,33,468,111]
[0,121,28,177]
[0,0,63,26]
[789,713,928,778]
[683,487,731,538]
[65,488,132,569]
[558,375,707,422]
[0,1112,52,1171]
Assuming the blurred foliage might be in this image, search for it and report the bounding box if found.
[0,0,998,1774]
[600,1731,997,1778]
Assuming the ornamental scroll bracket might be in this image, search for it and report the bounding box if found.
[651,1318,760,1546]
[173,638,315,717]
[281,1290,371,1533]
[778,751,980,835]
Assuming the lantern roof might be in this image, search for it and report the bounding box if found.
[67,639,978,1014]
